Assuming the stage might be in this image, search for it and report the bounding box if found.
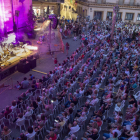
[0,20,64,81]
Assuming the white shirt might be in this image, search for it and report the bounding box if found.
[70,125,80,134]
[11,105,17,110]
[90,98,99,105]
[128,135,139,140]
[16,116,25,124]
[26,131,36,138]
[110,129,122,137]
[24,110,33,117]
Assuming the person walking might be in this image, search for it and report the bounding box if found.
[66,42,70,56]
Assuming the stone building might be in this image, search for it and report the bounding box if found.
[76,0,140,23]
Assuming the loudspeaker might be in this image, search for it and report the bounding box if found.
[20,59,26,64]
[27,55,33,61]
[29,58,36,69]
[48,15,58,29]
[17,62,30,73]
[52,17,58,29]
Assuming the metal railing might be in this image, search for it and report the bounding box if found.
[77,0,140,7]
[32,0,64,2]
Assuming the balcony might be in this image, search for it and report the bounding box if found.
[32,0,64,3]
[77,0,140,7]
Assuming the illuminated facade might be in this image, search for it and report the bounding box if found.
[32,0,64,17]
[0,0,32,33]
[77,0,140,23]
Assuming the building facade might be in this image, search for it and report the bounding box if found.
[77,0,140,23]
[0,0,32,33]
[32,0,64,17]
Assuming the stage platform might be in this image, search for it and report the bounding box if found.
[0,20,64,81]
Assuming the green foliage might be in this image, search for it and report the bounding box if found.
[26,5,36,32]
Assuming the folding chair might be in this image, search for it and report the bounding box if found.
[15,119,26,132]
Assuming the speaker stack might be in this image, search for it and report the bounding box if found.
[17,55,37,73]
[27,55,37,69]
[17,59,30,73]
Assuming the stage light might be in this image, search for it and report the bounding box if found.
[0,0,5,29]
[25,45,38,50]
[34,28,41,31]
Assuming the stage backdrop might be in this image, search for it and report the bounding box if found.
[0,0,32,33]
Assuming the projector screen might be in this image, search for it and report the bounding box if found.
[0,0,32,34]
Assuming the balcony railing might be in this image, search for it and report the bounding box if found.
[77,0,140,7]
[32,0,64,3]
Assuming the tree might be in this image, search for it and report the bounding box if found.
[26,5,36,32]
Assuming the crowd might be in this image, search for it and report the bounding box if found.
[0,16,140,140]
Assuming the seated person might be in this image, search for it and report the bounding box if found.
[89,96,99,106]
[29,74,33,80]
[66,134,77,140]
[125,103,137,120]
[107,132,118,140]
[43,105,52,118]
[3,106,12,119]
[51,123,61,135]
[127,131,139,140]
[83,128,99,140]
[76,112,87,125]
[54,117,65,127]
[87,121,99,133]
[69,121,80,135]
[1,126,11,139]
[73,35,77,41]
[15,113,25,125]
[45,131,57,140]
[11,100,17,110]
[103,125,122,139]
[65,93,78,108]
[16,133,27,140]
[90,117,102,127]
[19,77,30,89]
[28,85,36,93]
[21,93,28,101]
[24,126,36,139]
[92,110,103,119]
[24,107,33,117]
[120,125,137,140]
[33,121,44,131]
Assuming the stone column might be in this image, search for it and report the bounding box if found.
[121,12,125,22]
[133,11,138,22]
[57,3,60,16]
[103,10,107,21]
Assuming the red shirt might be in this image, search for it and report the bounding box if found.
[97,121,102,127]
[50,134,57,140]
[54,59,58,64]
[4,108,12,119]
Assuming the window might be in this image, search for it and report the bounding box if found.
[137,14,140,21]
[117,12,122,20]
[94,11,102,20]
[107,12,112,19]
[90,8,92,12]
[125,13,134,20]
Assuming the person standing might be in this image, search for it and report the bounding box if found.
[66,42,70,56]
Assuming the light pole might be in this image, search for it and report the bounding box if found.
[111,5,119,40]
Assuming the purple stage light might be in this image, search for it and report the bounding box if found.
[0,0,5,30]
